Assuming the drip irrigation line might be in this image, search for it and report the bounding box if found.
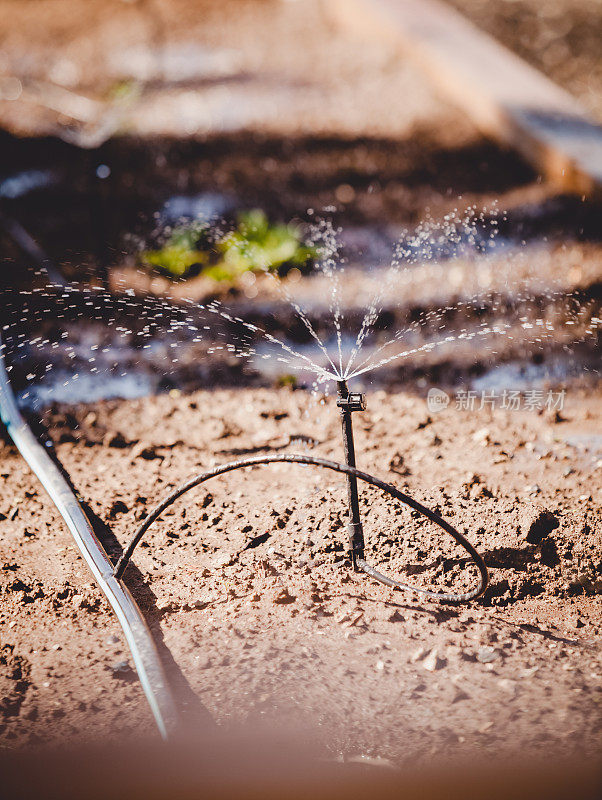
[0,333,179,739]
[114,453,488,604]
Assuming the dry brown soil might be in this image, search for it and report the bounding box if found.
[1,383,601,763]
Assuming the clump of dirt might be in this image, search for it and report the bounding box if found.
[521,507,560,544]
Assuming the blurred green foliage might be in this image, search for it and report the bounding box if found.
[142,222,208,278]
[106,79,141,102]
[276,374,298,389]
[140,210,315,281]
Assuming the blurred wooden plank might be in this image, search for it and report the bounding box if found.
[329,0,602,195]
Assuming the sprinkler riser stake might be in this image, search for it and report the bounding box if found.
[337,379,366,569]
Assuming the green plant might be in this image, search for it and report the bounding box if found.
[141,223,209,278]
[208,210,315,281]
[276,374,298,389]
[140,210,315,282]
[106,79,141,102]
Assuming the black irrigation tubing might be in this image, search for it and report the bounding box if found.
[0,333,179,739]
[114,454,489,604]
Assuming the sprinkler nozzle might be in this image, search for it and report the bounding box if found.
[336,379,366,413]
[336,391,366,413]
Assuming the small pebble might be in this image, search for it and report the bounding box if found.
[472,427,491,445]
[477,646,498,664]
[520,666,538,678]
[410,646,427,664]
[423,649,446,672]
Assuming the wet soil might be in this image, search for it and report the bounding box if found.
[0,383,601,761]
[0,128,540,284]
[2,209,601,408]
[1,124,601,407]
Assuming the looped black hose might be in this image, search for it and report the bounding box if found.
[114,454,488,604]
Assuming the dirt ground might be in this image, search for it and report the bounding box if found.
[1,381,601,762]
[1,0,600,144]
[449,0,602,120]
[0,0,601,775]
[0,0,472,141]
